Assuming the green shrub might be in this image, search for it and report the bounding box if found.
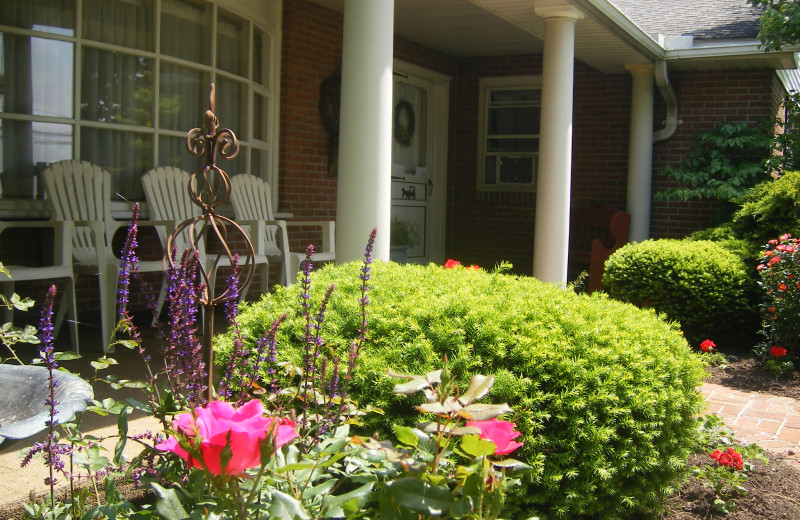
[216,261,706,519]
[603,239,759,349]
[731,169,800,242]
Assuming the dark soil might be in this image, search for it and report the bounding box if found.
[661,354,800,520]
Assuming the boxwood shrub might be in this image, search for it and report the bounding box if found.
[215,261,706,519]
[603,239,758,349]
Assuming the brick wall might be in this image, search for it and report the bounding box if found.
[650,70,777,238]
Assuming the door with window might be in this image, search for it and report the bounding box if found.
[390,64,449,264]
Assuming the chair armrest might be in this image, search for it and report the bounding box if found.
[285,220,335,253]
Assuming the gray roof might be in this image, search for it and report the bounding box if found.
[609,0,763,42]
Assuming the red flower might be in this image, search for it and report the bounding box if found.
[710,447,743,470]
[787,245,796,252]
[700,339,716,353]
[769,256,782,266]
[769,307,776,313]
[779,283,788,291]
[444,259,461,269]
[770,346,788,358]
[780,233,791,241]
[466,264,481,271]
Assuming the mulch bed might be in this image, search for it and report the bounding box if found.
[660,354,800,520]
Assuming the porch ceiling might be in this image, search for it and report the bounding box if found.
[305,0,798,75]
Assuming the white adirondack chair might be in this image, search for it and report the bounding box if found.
[0,220,79,352]
[141,167,268,309]
[229,174,335,285]
[42,160,164,351]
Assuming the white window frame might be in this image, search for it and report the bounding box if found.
[0,0,279,209]
[477,75,542,192]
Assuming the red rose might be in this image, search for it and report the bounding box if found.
[710,447,743,470]
[700,339,716,353]
[770,346,788,358]
[444,259,461,269]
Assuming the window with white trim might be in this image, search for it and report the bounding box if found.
[477,76,541,192]
[0,0,276,201]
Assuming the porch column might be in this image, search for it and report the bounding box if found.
[335,0,395,262]
[532,4,583,285]
[625,64,655,243]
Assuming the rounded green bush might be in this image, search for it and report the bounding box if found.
[603,239,758,348]
[216,261,706,519]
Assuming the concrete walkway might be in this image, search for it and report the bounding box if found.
[700,383,800,468]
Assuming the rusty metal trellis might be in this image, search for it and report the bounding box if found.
[166,83,257,401]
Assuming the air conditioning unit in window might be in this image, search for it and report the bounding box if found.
[497,155,536,185]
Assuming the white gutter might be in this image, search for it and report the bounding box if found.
[653,61,677,142]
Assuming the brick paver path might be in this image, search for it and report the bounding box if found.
[700,383,800,468]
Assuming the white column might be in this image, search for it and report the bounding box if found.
[625,64,655,243]
[532,4,583,285]
[335,0,395,262]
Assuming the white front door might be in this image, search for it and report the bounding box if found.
[390,62,450,264]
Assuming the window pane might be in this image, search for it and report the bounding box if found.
[1,34,73,117]
[488,138,538,153]
[81,127,152,200]
[159,63,208,131]
[251,148,268,177]
[0,120,72,197]
[81,48,153,125]
[82,0,154,51]
[158,135,200,173]
[215,76,247,140]
[160,0,210,64]
[488,107,539,135]
[252,27,270,87]
[253,92,268,141]
[217,9,247,77]
[1,0,75,36]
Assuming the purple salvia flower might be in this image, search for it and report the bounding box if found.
[328,356,340,399]
[117,202,141,322]
[32,286,73,491]
[224,253,240,325]
[165,249,207,406]
[252,314,287,396]
[342,229,375,400]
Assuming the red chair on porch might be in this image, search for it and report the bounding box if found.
[568,204,630,294]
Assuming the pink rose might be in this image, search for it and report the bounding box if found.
[466,419,524,455]
[156,399,298,476]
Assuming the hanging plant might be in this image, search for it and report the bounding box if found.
[393,100,415,146]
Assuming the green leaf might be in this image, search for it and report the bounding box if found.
[393,425,419,448]
[151,482,188,520]
[385,478,453,516]
[459,374,494,405]
[54,351,82,361]
[320,483,375,518]
[268,490,311,520]
[461,434,497,457]
[114,407,129,465]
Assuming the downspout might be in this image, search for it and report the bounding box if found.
[653,61,678,142]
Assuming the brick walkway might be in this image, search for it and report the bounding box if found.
[700,383,800,468]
